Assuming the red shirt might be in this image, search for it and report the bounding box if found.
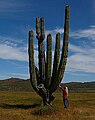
[59,86,67,99]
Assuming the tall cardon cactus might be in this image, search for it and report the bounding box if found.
[28,5,70,105]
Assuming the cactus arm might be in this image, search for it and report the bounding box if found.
[51,33,60,80]
[41,17,45,40]
[49,5,70,94]
[36,18,46,84]
[45,34,52,89]
[28,30,38,91]
[49,33,60,92]
[36,17,40,36]
[57,5,70,82]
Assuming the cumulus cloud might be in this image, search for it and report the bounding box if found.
[45,28,64,37]
[67,54,95,73]
[70,26,95,40]
[0,34,42,65]
[0,43,28,61]
[66,43,95,73]
[66,26,95,74]
[0,34,28,61]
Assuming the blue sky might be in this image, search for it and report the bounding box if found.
[0,0,95,83]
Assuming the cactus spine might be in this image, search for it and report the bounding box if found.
[28,5,70,105]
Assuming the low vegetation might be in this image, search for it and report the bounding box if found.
[0,91,95,120]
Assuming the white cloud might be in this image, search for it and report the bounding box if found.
[0,34,42,64]
[70,26,95,40]
[45,28,64,36]
[69,44,85,53]
[0,34,29,62]
[67,26,95,74]
[0,43,28,61]
[0,35,24,45]
[66,43,95,73]
[67,54,95,73]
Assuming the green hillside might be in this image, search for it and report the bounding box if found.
[0,78,95,92]
[0,78,33,91]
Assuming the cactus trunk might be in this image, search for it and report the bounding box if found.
[36,18,46,84]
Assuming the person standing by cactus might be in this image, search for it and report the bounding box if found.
[59,84,68,108]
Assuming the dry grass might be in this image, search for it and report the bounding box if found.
[0,91,95,120]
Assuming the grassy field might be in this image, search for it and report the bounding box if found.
[0,91,95,120]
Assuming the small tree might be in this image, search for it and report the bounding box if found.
[28,5,70,105]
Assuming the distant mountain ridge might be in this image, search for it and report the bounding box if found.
[0,78,33,91]
[0,78,95,91]
[62,81,95,90]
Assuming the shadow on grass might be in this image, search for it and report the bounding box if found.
[0,102,41,109]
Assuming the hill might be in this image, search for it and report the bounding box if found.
[0,78,95,92]
[0,78,33,91]
[61,82,95,92]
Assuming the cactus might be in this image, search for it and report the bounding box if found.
[28,5,70,105]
